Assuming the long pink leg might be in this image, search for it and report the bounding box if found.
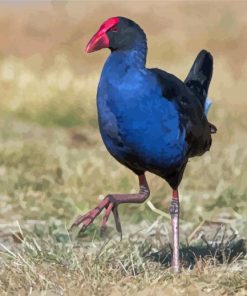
[70,174,150,237]
[169,189,180,273]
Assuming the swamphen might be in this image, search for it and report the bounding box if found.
[71,17,216,273]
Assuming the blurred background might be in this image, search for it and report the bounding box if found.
[0,1,246,234]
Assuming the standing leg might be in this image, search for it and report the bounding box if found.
[169,189,180,273]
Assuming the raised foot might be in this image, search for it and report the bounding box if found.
[70,196,122,238]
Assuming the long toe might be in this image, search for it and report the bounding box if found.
[70,211,96,231]
[70,197,111,231]
[112,206,123,240]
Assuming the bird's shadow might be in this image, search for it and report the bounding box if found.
[146,238,246,269]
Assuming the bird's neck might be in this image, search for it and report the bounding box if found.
[108,37,147,69]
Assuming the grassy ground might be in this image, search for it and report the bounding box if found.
[0,1,247,295]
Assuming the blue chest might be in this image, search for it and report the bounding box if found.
[96,53,188,171]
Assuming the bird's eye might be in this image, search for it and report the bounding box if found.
[111,26,118,32]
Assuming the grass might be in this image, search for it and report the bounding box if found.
[0,219,246,295]
[0,1,247,295]
[0,103,246,295]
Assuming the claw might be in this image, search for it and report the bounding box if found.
[100,225,108,238]
[78,224,87,236]
[70,213,94,230]
[112,206,122,240]
[69,221,76,231]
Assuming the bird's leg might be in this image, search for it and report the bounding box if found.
[70,174,150,237]
[169,189,180,273]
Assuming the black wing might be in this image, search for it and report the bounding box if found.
[149,59,213,158]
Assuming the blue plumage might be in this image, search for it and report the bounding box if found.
[95,21,215,189]
[98,51,188,173]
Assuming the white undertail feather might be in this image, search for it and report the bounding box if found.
[204,97,212,116]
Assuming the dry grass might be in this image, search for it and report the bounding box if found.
[0,1,247,295]
[0,217,246,295]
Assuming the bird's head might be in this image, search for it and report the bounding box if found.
[85,17,146,53]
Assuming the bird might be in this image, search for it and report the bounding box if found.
[71,16,216,273]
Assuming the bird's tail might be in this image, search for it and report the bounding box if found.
[184,49,213,110]
[185,50,216,134]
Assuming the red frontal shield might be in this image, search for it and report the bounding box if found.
[85,17,119,53]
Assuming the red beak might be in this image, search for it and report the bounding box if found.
[85,17,119,53]
[85,30,109,53]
